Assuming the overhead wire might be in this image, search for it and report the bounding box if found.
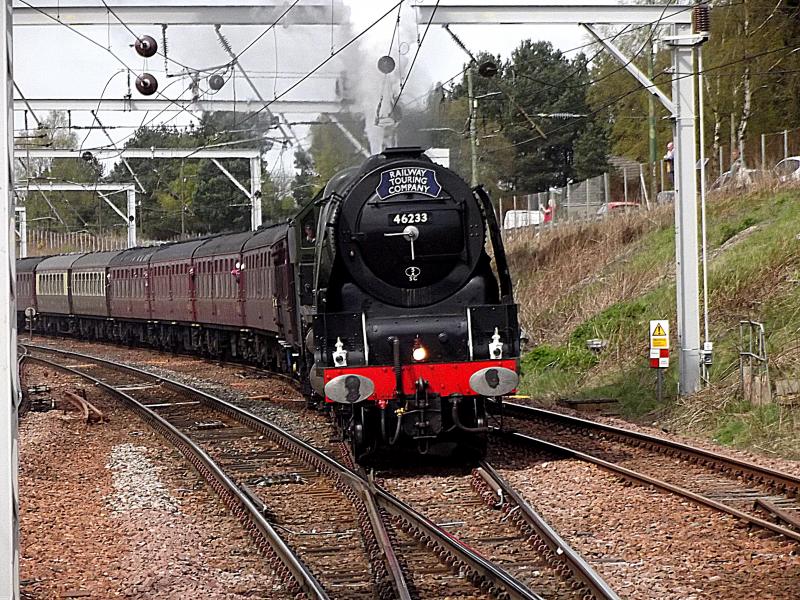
[17,0,208,124]
[180,0,405,161]
[390,0,439,113]
[487,40,800,156]
[100,0,195,72]
[399,1,725,111]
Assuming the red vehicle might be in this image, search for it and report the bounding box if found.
[596,201,640,216]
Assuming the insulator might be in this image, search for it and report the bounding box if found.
[135,73,158,96]
[694,3,711,34]
[134,35,158,58]
[208,73,225,91]
[377,55,396,74]
[215,24,234,54]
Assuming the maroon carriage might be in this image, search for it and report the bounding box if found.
[16,256,48,316]
[241,223,290,337]
[35,254,84,316]
[192,231,252,329]
[149,239,207,323]
[108,246,158,321]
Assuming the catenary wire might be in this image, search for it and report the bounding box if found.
[179,0,404,161]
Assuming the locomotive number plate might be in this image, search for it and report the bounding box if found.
[389,212,430,225]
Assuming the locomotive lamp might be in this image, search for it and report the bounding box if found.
[412,337,428,362]
[489,328,503,359]
[332,337,348,367]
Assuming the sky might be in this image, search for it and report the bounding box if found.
[12,1,592,178]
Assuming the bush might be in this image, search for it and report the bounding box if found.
[569,299,649,346]
[717,216,758,245]
[522,343,598,373]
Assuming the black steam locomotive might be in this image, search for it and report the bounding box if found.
[17,147,520,460]
[309,147,520,457]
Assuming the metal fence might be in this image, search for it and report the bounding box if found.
[717,126,800,176]
[22,229,128,256]
[18,230,204,256]
[499,160,656,239]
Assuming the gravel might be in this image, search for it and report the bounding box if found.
[492,446,800,600]
[19,363,288,599]
[106,444,181,515]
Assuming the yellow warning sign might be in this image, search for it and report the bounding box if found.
[649,320,670,350]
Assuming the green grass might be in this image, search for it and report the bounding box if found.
[516,187,800,455]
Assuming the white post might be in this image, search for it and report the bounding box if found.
[14,207,25,259]
[0,0,19,596]
[499,196,504,240]
[250,156,262,231]
[585,177,590,219]
[623,166,628,203]
[670,24,702,395]
[784,129,789,160]
[126,188,137,248]
[698,45,710,383]
[761,133,766,170]
[639,163,650,210]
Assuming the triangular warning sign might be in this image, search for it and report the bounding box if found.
[652,323,666,336]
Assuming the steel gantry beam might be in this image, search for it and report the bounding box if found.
[16,148,262,230]
[414,1,703,395]
[14,206,25,258]
[13,0,349,26]
[13,98,345,113]
[17,148,267,231]
[16,183,137,247]
[413,1,693,25]
[17,148,261,160]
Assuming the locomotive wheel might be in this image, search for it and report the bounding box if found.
[351,404,376,461]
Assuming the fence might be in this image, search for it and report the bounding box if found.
[716,126,800,176]
[499,159,655,239]
[22,230,127,256]
[18,230,204,256]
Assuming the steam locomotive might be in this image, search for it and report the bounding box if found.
[17,147,520,459]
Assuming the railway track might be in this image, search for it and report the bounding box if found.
[376,462,619,600]
[499,402,800,543]
[22,344,617,599]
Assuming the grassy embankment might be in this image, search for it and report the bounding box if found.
[506,185,800,458]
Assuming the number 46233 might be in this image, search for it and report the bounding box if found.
[392,212,428,224]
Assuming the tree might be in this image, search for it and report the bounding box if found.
[107,111,282,237]
[291,149,317,206]
[442,42,608,194]
[309,113,368,182]
[18,111,106,233]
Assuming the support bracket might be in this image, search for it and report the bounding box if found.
[582,23,675,115]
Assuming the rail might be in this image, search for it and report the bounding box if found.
[24,344,546,600]
[503,402,800,494]
[477,461,620,600]
[24,349,329,600]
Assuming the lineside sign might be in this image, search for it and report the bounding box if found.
[649,320,669,368]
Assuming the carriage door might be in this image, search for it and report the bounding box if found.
[272,243,289,340]
[236,255,246,323]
